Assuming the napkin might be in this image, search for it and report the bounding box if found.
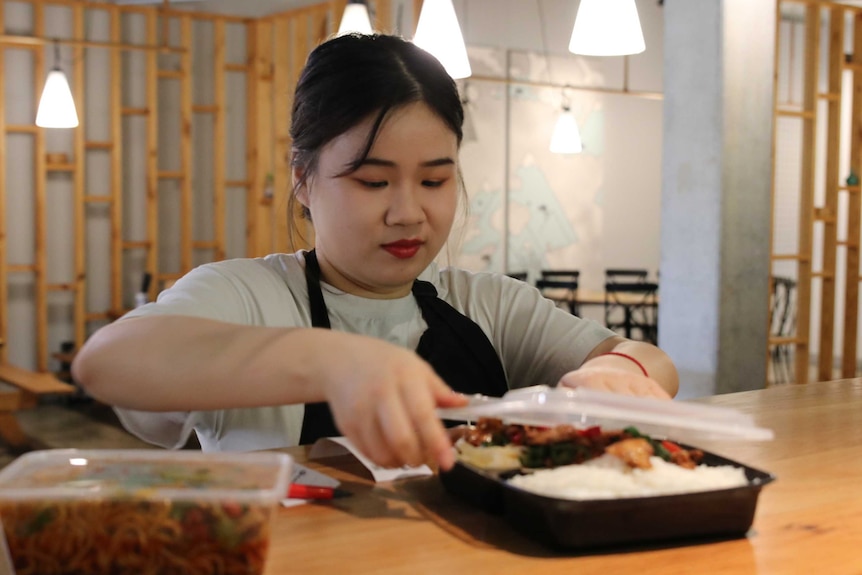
[309,436,433,482]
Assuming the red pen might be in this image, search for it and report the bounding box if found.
[287,484,351,500]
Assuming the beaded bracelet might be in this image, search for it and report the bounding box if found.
[600,351,649,378]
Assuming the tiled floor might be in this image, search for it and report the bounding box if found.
[0,399,158,469]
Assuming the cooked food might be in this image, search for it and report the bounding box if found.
[457,417,705,471]
[0,498,272,575]
[508,454,748,500]
[454,417,748,499]
[0,457,281,575]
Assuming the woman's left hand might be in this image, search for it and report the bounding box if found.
[558,365,671,399]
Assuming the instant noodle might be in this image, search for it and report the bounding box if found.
[0,449,291,575]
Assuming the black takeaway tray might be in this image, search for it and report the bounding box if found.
[436,386,776,550]
[438,447,775,550]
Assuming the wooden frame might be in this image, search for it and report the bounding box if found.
[772,1,862,383]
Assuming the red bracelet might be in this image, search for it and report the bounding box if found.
[599,351,649,378]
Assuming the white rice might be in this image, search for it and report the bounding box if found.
[507,454,748,500]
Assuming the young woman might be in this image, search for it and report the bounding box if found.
[72,34,678,472]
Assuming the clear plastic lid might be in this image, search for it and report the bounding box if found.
[437,386,774,442]
[0,449,293,502]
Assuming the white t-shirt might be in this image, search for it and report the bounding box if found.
[115,252,615,451]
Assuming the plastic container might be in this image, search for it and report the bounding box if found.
[440,452,775,550]
[0,449,292,575]
[437,385,775,442]
[437,386,777,550]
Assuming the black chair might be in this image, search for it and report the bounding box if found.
[769,276,797,384]
[605,268,648,283]
[506,271,528,282]
[604,280,659,344]
[536,271,580,316]
[540,270,580,282]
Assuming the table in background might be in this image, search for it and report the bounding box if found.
[265,379,862,574]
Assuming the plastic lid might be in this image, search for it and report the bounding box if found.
[437,386,774,442]
[0,449,292,502]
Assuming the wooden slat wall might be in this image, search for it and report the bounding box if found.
[1,0,343,374]
[772,1,862,383]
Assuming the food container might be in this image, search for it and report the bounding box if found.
[0,449,292,575]
[440,449,775,549]
[437,386,776,550]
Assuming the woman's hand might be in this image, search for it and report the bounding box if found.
[316,332,468,471]
[558,365,671,399]
[558,337,679,399]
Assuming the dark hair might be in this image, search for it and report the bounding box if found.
[288,34,464,244]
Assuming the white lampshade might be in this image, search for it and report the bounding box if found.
[568,0,645,57]
[550,109,583,154]
[337,2,373,36]
[36,68,79,129]
[413,0,471,80]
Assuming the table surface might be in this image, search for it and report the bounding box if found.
[264,379,862,574]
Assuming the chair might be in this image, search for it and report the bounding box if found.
[540,270,580,282]
[605,268,648,283]
[604,280,659,344]
[769,276,797,384]
[506,271,528,282]
[536,271,580,316]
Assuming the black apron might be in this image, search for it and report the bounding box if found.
[299,250,508,444]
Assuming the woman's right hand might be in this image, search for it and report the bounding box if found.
[315,332,467,471]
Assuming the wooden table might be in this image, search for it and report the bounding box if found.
[264,379,862,574]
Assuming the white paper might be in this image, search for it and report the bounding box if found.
[309,437,433,483]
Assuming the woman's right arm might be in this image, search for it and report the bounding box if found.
[72,316,466,469]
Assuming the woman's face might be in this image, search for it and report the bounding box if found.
[296,102,459,299]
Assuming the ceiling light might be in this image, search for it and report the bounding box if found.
[568,0,645,57]
[413,0,471,79]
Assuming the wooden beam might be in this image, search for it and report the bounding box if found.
[34,3,47,371]
[0,34,186,53]
[111,7,124,315]
[147,11,159,301]
[274,15,293,254]
[842,11,862,377]
[245,20,259,258]
[73,2,86,349]
[795,3,819,384]
[817,7,843,382]
[180,16,193,273]
[375,0,392,34]
[214,19,227,261]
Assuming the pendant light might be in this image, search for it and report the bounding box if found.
[568,0,645,57]
[337,0,373,36]
[549,90,582,154]
[36,41,79,129]
[413,0,471,80]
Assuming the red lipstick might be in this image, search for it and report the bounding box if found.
[382,239,423,259]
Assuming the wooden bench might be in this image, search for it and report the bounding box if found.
[0,363,77,451]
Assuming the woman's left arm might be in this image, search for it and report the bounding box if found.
[558,335,679,399]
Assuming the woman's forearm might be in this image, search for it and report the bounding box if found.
[72,316,335,411]
[583,336,680,397]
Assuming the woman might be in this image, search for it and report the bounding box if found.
[72,34,678,472]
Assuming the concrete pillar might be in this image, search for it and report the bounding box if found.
[660,0,776,397]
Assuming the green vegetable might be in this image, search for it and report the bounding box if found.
[26,507,55,535]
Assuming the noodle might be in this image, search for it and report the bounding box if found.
[0,498,272,575]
